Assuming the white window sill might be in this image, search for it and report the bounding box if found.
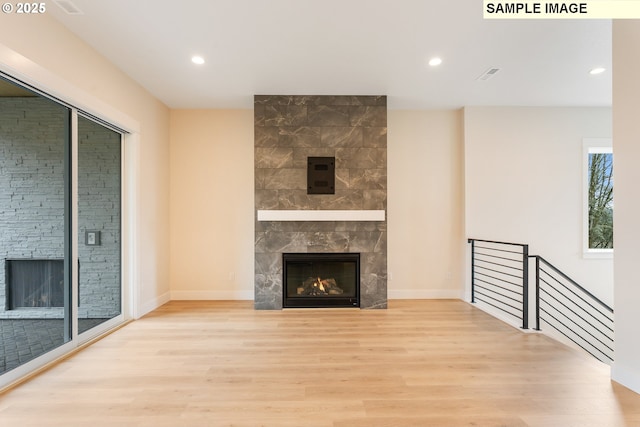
[583,249,613,259]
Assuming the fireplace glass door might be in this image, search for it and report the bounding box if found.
[283,253,360,308]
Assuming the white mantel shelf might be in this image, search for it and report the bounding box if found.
[257,210,385,222]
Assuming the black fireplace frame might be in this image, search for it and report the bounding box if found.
[282,252,360,308]
[5,258,65,310]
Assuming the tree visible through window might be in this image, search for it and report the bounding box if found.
[588,150,613,249]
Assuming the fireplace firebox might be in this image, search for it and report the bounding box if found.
[6,259,65,309]
[283,253,360,308]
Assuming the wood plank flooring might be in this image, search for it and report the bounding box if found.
[1,299,639,426]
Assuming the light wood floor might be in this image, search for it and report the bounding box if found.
[1,300,639,427]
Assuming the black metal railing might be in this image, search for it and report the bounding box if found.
[468,238,614,364]
[533,256,614,364]
[468,239,529,329]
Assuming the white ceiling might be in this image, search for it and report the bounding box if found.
[48,0,612,110]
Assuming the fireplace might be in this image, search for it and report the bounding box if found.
[283,253,360,308]
[6,259,65,309]
[255,95,387,310]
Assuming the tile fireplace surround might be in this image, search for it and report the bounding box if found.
[254,95,387,309]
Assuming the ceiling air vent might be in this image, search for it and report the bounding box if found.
[477,67,501,81]
[53,0,83,14]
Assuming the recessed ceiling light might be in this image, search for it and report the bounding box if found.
[191,56,205,65]
[428,57,443,67]
[590,67,606,75]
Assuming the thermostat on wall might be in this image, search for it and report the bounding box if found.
[85,230,101,246]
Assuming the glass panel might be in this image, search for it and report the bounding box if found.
[286,261,357,298]
[283,253,360,308]
[77,116,122,334]
[0,78,71,374]
[588,151,613,249]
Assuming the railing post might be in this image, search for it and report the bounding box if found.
[535,255,540,331]
[522,244,529,329]
[468,239,475,303]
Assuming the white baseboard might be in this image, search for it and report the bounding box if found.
[387,289,464,299]
[170,290,462,301]
[612,363,640,394]
[171,290,254,300]
[138,291,171,318]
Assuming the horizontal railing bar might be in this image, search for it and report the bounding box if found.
[541,288,614,339]
[537,256,613,313]
[475,290,520,307]
[475,290,523,314]
[539,295,614,340]
[474,256,523,272]
[540,307,614,357]
[474,245,524,256]
[542,319,613,361]
[475,271,523,289]
[475,282,523,304]
[475,295,522,320]
[539,269,614,323]
[539,315,614,358]
[475,248,522,263]
[539,308,613,362]
[475,264,524,281]
[539,278,614,333]
[540,296,614,352]
[475,277,523,298]
[540,300,614,351]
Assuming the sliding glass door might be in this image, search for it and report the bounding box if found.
[77,115,122,335]
[0,76,124,382]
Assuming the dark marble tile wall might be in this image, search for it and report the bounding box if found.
[254,95,387,309]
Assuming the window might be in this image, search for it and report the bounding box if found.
[583,139,613,256]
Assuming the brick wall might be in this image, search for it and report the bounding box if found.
[0,98,120,319]
[0,98,66,318]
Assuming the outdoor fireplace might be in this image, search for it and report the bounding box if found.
[283,253,360,308]
[5,259,65,309]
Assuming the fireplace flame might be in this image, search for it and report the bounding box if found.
[298,276,344,296]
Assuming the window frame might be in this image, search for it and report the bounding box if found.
[583,138,613,259]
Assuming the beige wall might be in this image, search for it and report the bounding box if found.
[168,109,466,300]
[464,106,613,305]
[169,107,614,304]
[169,110,254,299]
[612,21,640,394]
[0,14,171,316]
[388,110,465,298]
